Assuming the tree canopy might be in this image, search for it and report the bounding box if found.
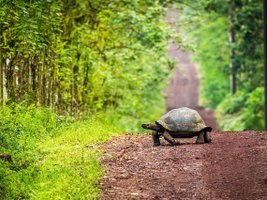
[0,0,174,122]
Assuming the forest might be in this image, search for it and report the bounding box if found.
[179,0,264,131]
[0,0,264,199]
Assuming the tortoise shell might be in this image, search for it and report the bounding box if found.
[156,107,211,132]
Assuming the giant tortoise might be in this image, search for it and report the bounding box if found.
[142,107,212,146]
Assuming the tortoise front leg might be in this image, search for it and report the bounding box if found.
[152,131,160,146]
[196,131,205,144]
[163,131,180,145]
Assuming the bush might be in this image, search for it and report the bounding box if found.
[0,104,59,199]
[216,87,264,130]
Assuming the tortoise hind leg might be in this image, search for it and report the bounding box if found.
[163,131,180,146]
[195,131,205,144]
[204,132,212,143]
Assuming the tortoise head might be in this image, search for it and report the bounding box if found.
[142,123,156,130]
[142,123,163,132]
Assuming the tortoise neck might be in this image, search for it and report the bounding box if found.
[151,124,164,132]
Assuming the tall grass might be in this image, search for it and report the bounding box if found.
[30,118,119,199]
[0,105,118,199]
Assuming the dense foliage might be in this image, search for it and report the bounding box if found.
[0,0,173,121]
[217,87,264,130]
[178,0,264,130]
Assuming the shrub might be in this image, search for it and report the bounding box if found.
[216,87,264,130]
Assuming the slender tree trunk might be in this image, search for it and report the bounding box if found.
[50,69,55,109]
[72,64,79,114]
[71,52,80,115]
[42,64,46,106]
[49,48,56,108]
[264,0,267,130]
[27,56,31,95]
[82,64,90,106]
[6,56,16,102]
[12,63,15,102]
[56,65,62,114]
[15,58,20,101]
[37,56,42,105]
[3,58,7,103]
[0,48,3,104]
[18,55,29,102]
[228,2,237,95]
[31,56,37,103]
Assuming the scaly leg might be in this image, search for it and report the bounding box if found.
[152,131,160,146]
[163,131,180,145]
[196,131,205,144]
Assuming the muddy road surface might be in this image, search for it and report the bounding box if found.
[99,132,267,200]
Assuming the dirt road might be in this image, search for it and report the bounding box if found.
[99,132,267,200]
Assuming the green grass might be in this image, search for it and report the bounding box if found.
[32,119,119,199]
[0,99,166,199]
[0,105,121,199]
[0,104,164,199]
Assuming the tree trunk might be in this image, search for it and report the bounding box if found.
[42,64,47,106]
[0,48,3,104]
[263,0,267,130]
[71,52,80,115]
[82,64,90,107]
[228,2,237,95]
[6,56,16,102]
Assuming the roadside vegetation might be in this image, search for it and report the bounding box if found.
[0,104,122,199]
[0,0,175,199]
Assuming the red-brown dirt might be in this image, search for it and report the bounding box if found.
[99,132,267,200]
[98,9,267,200]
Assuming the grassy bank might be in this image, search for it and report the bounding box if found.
[0,104,164,199]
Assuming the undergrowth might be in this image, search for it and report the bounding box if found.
[216,87,264,131]
[0,104,164,199]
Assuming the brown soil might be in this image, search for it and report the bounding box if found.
[99,132,267,200]
[98,9,267,200]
